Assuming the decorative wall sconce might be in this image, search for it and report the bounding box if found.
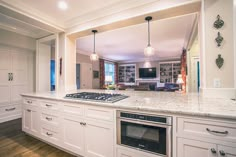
[214,15,224,29]
[215,32,223,47]
[216,54,224,69]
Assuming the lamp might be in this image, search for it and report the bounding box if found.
[105,75,113,85]
[176,74,184,91]
[90,30,99,61]
[144,16,155,57]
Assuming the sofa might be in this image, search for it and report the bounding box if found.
[156,83,180,92]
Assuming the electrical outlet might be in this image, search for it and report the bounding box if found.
[214,78,221,88]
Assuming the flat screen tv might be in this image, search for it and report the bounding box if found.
[139,67,156,78]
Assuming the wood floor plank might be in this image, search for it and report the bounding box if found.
[0,119,78,157]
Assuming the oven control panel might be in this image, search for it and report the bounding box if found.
[119,111,172,125]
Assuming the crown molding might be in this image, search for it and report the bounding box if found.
[0,0,65,31]
[65,0,158,28]
[67,0,201,35]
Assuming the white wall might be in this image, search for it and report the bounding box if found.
[200,0,235,98]
[0,29,36,51]
[203,0,234,88]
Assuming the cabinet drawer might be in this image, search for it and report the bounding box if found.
[63,103,84,117]
[41,101,59,111]
[41,124,60,144]
[84,106,114,122]
[177,117,236,142]
[0,104,21,115]
[23,98,37,106]
[41,112,59,126]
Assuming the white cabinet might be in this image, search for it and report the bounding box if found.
[63,115,85,156]
[218,145,236,157]
[22,106,40,136]
[177,117,236,157]
[0,48,33,123]
[84,119,113,157]
[177,138,217,157]
[178,138,236,157]
[62,103,114,157]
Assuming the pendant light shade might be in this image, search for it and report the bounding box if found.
[90,30,99,61]
[144,16,155,57]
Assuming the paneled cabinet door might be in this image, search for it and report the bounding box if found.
[218,145,236,157]
[22,107,39,136]
[177,138,217,157]
[11,53,28,104]
[0,51,11,106]
[63,116,85,156]
[84,119,114,157]
[22,108,31,132]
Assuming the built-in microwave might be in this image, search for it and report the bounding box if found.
[117,111,172,157]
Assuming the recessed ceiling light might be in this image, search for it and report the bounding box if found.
[58,1,68,10]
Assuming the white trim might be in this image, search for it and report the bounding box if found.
[36,34,59,92]
[0,1,65,31]
[234,0,236,89]
[200,0,206,89]
[200,88,236,99]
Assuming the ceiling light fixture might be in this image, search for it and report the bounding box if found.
[90,30,99,61]
[144,16,155,57]
[58,1,68,10]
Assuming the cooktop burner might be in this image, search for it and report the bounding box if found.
[65,92,128,103]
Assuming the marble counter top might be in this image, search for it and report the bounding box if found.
[21,89,236,120]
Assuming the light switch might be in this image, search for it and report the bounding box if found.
[213,78,221,88]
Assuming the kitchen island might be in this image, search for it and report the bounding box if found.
[21,89,236,157]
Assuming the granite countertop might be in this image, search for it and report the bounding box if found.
[21,89,236,120]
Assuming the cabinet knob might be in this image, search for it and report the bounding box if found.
[46,117,52,121]
[211,148,217,154]
[46,132,53,136]
[219,150,226,156]
[45,104,52,107]
[27,109,31,112]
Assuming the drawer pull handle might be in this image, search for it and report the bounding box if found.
[27,109,31,112]
[211,148,217,154]
[45,104,52,107]
[46,117,52,121]
[5,107,16,111]
[80,122,86,126]
[219,150,226,156]
[206,128,228,135]
[46,132,53,136]
[27,101,32,104]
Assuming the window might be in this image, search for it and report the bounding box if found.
[105,62,115,84]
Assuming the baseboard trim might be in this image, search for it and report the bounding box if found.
[0,114,22,123]
[200,88,236,99]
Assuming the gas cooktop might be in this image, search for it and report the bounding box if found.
[65,92,128,103]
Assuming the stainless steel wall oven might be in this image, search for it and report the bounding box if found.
[117,111,172,157]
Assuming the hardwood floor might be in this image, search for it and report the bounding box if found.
[0,119,78,157]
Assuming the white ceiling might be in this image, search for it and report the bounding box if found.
[76,14,196,62]
[0,12,52,38]
[1,0,158,28]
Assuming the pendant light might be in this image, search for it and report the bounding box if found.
[144,16,155,57]
[90,30,99,61]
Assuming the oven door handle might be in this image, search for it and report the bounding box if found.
[118,117,171,128]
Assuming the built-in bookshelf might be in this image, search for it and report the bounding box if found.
[159,61,181,83]
[118,64,136,85]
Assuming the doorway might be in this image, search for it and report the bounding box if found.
[190,57,200,92]
[76,64,80,89]
[36,35,58,92]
